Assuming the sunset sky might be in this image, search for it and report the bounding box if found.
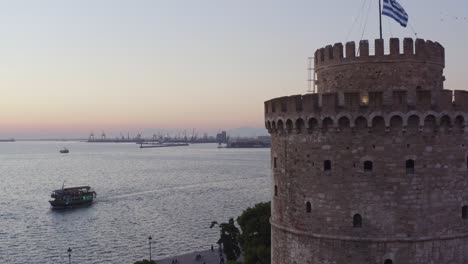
[0,0,467,138]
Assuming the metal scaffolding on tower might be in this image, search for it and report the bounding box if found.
[307,57,316,93]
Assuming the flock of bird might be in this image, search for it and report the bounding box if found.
[439,13,467,22]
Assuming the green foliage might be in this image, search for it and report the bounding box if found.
[211,218,241,261]
[237,202,271,264]
[211,202,271,264]
[133,259,156,264]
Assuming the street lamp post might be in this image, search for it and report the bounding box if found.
[67,248,72,264]
[148,235,153,262]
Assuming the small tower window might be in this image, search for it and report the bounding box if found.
[353,214,362,228]
[361,95,369,105]
[324,160,331,171]
[364,161,373,172]
[274,185,278,196]
[406,159,415,174]
[384,259,393,264]
[462,206,468,219]
[274,157,277,168]
[306,202,311,213]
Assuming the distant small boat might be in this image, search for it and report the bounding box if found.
[49,185,96,208]
[60,148,69,153]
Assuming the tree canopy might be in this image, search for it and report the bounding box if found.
[237,202,271,264]
[212,202,271,264]
[133,259,156,264]
[211,218,241,261]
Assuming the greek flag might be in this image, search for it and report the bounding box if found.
[382,0,409,27]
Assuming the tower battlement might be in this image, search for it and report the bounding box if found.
[265,89,468,116]
[313,38,446,94]
[314,38,445,69]
[266,37,468,264]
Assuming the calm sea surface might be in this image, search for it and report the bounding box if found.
[0,142,270,264]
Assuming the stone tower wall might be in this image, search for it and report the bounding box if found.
[315,38,445,96]
[265,39,468,264]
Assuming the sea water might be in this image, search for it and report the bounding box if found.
[0,142,270,263]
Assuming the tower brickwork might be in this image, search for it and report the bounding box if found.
[264,38,468,264]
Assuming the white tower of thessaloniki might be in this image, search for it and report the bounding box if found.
[264,38,468,264]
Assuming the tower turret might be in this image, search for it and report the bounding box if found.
[265,38,468,264]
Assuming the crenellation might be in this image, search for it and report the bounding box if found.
[266,111,467,133]
[332,43,343,62]
[416,90,432,110]
[431,41,444,64]
[436,42,445,63]
[368,91,384,109]
[337,92,345,107]
[265,91,468,135]
[427,40,435,59]
[280,97,287,112]
[359,40,369,57]
[265,89,463,117]
[403,38,414,56]
[267,38,468,264]
[286,95,302,113]
[382,90,393,107]
[344,92,360,109]
[325,45,333,61]
[415,38,427,58]
[302,93,319,112]
[389,38,400,56]
[270,97,288,113]
[345,41,356,58]
[315,38,445,70]
[454,90,468,111]
[269,98,277,113]
[294,95,303,112]
[320,93,338,113]
[440,90,453,110]
[406,89,418,107]
[392,90,408,109]
[375,39,384,56]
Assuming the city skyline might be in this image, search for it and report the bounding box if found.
[1,0,467,138]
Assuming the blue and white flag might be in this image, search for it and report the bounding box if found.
[382,0,409,27]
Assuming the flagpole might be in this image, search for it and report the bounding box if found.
[379,0,383,39]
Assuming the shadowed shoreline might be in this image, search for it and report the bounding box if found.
[155,249,226,264]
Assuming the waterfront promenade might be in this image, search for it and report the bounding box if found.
[156,249,226,264]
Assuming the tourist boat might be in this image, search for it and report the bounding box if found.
[49,186,97,208]
[60,148,69,153]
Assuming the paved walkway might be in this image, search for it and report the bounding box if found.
[156,249,226,264]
